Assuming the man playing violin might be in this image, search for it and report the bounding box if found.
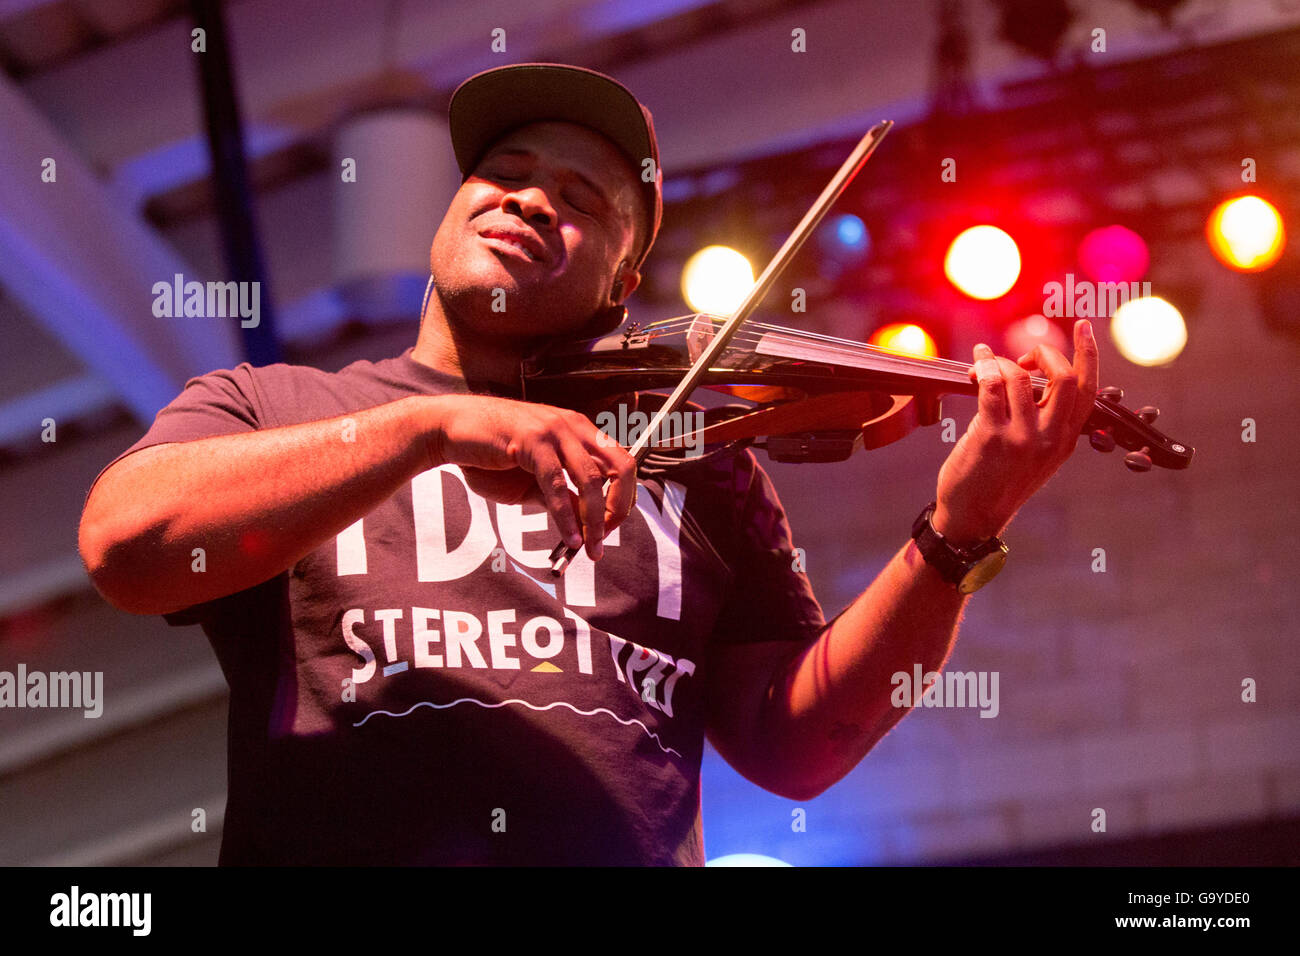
[79,64,1098,865]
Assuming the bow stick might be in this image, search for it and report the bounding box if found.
[548,119,895,575]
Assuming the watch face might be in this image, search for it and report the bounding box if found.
[958,547,1008,594]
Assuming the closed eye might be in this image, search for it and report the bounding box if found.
[564,194,594,216]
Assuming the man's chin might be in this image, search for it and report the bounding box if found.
[450,305,592,344]
[432,271,598,341]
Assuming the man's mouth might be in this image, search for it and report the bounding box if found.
[480,230,544,264]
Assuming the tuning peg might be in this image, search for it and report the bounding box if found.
[1137,405,1159,424]
[1089,428,1116,452]
[1098,386,1124,403]
[1124,446,1153,472]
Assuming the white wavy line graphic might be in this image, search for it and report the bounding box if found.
[352,696,683,758]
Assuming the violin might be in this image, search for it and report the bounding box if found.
[521,313,1195,470]
[537,120,1193,574]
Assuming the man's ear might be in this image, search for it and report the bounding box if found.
[577,261,640,339]
[611,261,641,305]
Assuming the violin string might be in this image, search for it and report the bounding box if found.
[646,327,995,384]
[625,316,1052,387]
[638,313,999,375]
[743,323,982,376]
[636,315,988,374]
[747,324,992,377]
[669,317,1064,385]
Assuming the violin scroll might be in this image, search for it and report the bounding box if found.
[1089,384,1191,471]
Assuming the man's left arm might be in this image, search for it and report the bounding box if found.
[705,319,1098,800]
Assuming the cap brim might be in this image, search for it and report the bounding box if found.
[449,64,653,179]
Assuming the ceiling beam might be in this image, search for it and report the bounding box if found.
[16,0,1300,211]
[0,68,241,424]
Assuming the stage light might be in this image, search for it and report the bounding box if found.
[1005,314,1068,358]
[870,322,938,358]
[814,214,871,280]
[706,853,792,867]
[1110,295,1187,366]
[825,213,869,255]
[944,225,1021,300]
[1207,196,1285,271]
[1078,225,1149,283]
[681,245,755,315]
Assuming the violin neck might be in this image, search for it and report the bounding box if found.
[748,327,1045,398]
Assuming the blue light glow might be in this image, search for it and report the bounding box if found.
[835,213,867,248]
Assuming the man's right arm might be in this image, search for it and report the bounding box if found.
[80,395,441,615]
[79,394,636,616]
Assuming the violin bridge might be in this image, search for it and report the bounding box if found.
[686,313,722,363]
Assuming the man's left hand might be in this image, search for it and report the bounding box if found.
[932,318,1099,547]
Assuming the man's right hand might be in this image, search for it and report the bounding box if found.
[423,394,637,560]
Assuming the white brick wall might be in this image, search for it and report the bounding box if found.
[741,255,1300,863]
[1141,776,1269,832]
[1012,792,1148,844]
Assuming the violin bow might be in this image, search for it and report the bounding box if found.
[548,119,896,575]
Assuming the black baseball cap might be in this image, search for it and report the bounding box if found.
[448,63,663,270]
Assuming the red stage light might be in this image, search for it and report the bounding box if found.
[1005,314,1068,359]
[1078,225,1149,283]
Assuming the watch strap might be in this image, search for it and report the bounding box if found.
[911,502,1005,588]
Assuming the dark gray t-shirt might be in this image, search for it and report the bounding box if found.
[89,347,825,865]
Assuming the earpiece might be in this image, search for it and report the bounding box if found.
[610,260,633,304]
[418,274,436,332]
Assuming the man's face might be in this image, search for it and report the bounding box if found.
[428,120,642,340]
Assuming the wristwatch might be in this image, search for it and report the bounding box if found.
[910,502,1008,594]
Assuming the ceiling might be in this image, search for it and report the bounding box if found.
[1,0,1297,442]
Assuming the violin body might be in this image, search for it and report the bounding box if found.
[522,314,1195,470]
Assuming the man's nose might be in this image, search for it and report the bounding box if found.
[502,187,556,229]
